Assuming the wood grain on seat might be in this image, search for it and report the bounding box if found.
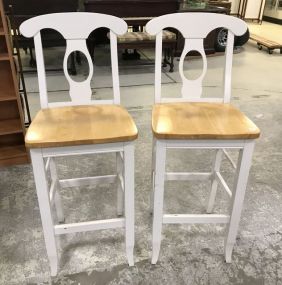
[152,103,260,140]
[25,105,138,148]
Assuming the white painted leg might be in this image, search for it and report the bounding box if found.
[150,137,156,214]
[151,140,166,264]
[116,152,124,216]
[224,141,255,263]
[30,149,58,276]
[207,149,223,213]
[123,143,135,266]
[50,158,65,223]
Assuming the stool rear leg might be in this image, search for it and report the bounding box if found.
[225,141,255,262]
[207,149,223,213]
[49,158,65,223]
[124,144,135,266]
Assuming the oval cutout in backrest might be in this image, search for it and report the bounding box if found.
[67,51,90,82]
[182,50,204,81]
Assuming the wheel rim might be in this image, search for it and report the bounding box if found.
[217,29,228,47]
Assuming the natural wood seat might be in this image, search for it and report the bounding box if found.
[152,102,260,140]
[25,105,138,148]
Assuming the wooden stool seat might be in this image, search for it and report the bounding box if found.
[25,105,138,148]
[152,103,260,140]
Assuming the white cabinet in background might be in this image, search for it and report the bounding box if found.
[229,0,266,22]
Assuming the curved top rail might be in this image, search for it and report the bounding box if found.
[146,13,247,38]
[20,12,127,39]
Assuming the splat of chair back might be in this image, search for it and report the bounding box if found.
[20,13,127,108]
[146,13,247,104]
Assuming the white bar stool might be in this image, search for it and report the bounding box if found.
[20,13,137,276]
[146,13,260,264]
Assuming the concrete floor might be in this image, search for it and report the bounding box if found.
[1,34,282,284]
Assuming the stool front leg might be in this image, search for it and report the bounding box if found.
[124,143,135,266]
[30,149,58,276]
[152,140,166,264]
[207,149,223,213]
[225,141,255,263]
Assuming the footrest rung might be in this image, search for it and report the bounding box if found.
[165,172,212,181]
[163,214,230,224]
[59,175,117,188]
[54,218,125,235]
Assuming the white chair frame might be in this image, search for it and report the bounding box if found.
[146,13,256,264]
[20,13,135,276]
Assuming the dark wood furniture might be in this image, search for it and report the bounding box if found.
[3,0,79,73]
[84,0,230,57]
[113,28,176,72]
[0,0,28,167]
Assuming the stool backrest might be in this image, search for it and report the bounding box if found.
[20,12,127,108]
[146,13,247,104]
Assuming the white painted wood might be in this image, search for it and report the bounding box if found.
[33,33,48,109]
[49,180,56,202]
[161,98,224,104]
[215,172,232,198]
[148,13,256,265]
[42,143,124,158]
[154,32,163,103]
[146,13,247,39]
[20,13,127,39]
[124,143,135,266]
[150,137,157,214]
[30,149,58,276]
[151,140,166,264]
[223,149,237,169]
[59,175,117,188]
[163,214,230,224]
[207,149,223,213]
[225,141,255,263]
[48,100,115,108]
[116,152,124,216]
[223,31,235,103]
[54,218,125,235]
[165,172,212,181]
[50,158,64,223]
[178,39,207,99]
[118,173,125,193]
[165,140,246,149]
[146,13,247,103]
[22,13,136,275]
[63,40,93,106]
[110,31,121,104]
[20,13,127,108]
[45,157,51,172]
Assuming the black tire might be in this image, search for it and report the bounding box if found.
[235,28,250,47]
[214,28,250,52]
[215,28,228,52]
